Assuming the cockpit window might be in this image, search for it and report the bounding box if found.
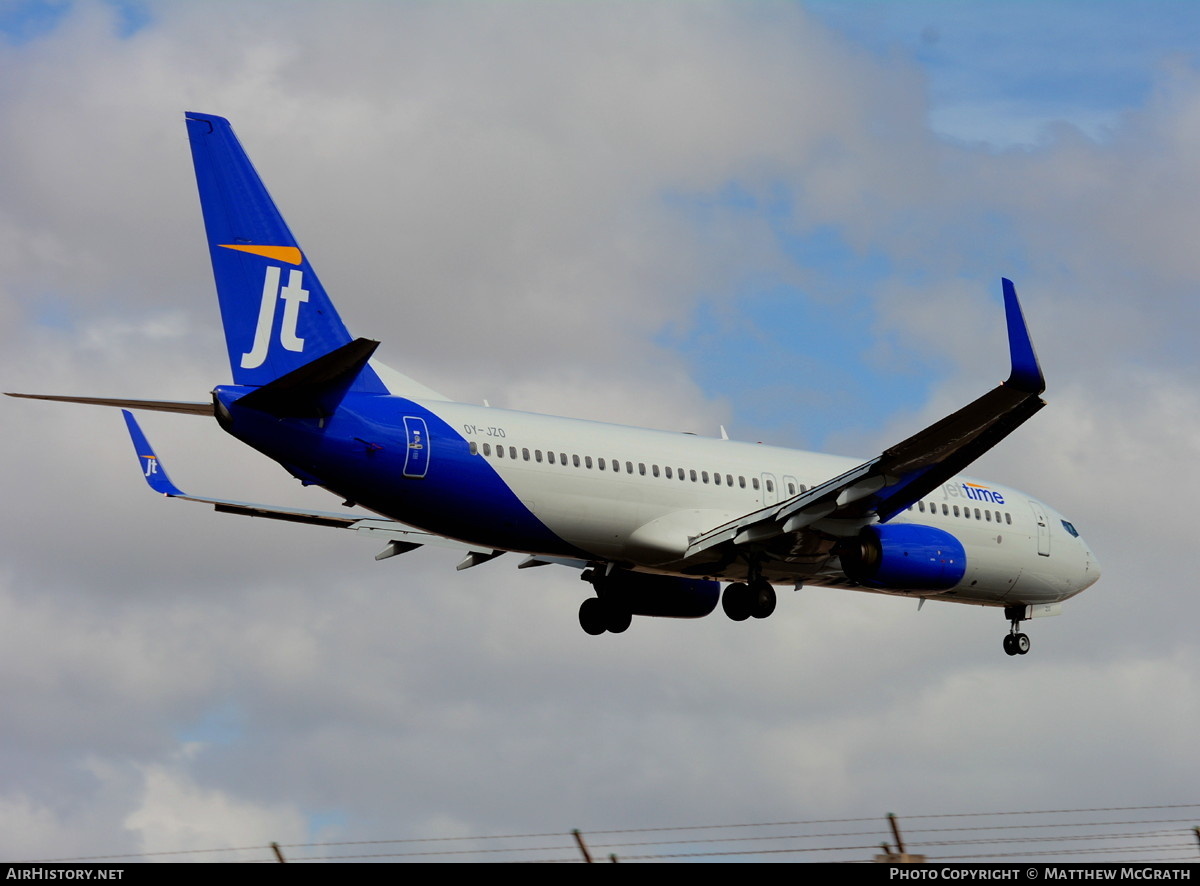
[1061,520,1080,538]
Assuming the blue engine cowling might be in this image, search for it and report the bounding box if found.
[840,524,966,590]
[589,570,720,618]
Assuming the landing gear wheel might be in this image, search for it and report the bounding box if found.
[1015,632,1030,655]
[749,580,776,619]
[579,597,607,636]
[722,582,752,621]
[1003,634,1017,656]
[605,603,632,634]
[579,597,631,635]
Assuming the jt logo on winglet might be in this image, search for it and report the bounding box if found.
[217,244,309,370]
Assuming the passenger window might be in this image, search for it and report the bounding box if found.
[652,465,660,477]
[497,446,505,459]
[766,480,774,493]
[727,474,734,487]
[572,454,580,467]
[626,461,634,474]
[689,469,697,482]
[985,510,992,522]
[1005,513,1012,525]
[639,463,646,476]
[482,443,491,456]
[942,504,949,515]
[739,476,746,489]
[509,446,517,460]
[974,508,981,519]
[953,506,960,517]
[918,501,925,513]
[535,449,543,463]
[469,441,478,455]
[713,472,721,486]
[665,466,673,479]
[752,477,760,490]
[522,448,530,461]
[598,458,605,470]
[585,456,593,469]
[787,483,796,495]
[547,451,555,464]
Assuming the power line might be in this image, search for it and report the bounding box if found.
[20,802,1199,864]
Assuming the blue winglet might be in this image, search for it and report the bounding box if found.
[1002,278,1045,394]
[122,410,185,496]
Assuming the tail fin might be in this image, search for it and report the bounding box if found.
[185,112,387,393]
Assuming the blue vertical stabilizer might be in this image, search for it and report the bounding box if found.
[185,112,386,394]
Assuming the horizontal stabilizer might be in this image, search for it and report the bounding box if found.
[6,393,212,415]
[234,337,380,417]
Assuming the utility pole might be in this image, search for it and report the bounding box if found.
[873,813,926,863]
[572,829,593,863]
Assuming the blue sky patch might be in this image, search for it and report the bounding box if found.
[807,0,1200,146]
[177,700,243,747]
[664,179,936,450]
[0,0,70,45]
[0,0,151,44]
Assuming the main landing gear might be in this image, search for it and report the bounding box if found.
[577,567,633,635]
[721,578,776,621]
[1003,606,1031,656]
[578,596,632,636]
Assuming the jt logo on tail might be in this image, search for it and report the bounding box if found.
[242,265,310,369]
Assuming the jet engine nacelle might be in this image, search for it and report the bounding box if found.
[840,524,966,590]
[587,569,720,619]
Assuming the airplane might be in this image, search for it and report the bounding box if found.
[7,112,1100,656]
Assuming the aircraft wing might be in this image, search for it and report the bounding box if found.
[684,279,1046,562]
[120,410,525,569]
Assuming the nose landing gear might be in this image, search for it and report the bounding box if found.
[1003,605,1031,656]
[1002,630,1030,656]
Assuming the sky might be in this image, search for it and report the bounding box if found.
[1,0,1198,864]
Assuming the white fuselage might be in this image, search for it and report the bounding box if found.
[416,401,1099,608]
